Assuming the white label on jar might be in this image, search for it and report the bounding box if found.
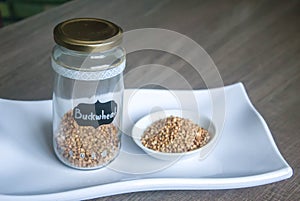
[51,59,125,81]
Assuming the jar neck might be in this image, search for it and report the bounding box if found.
[57,45,120,56]
[52,43,126,80]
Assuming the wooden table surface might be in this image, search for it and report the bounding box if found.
[0,0,299,200]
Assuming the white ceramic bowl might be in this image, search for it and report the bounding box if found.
[132,109,218,161]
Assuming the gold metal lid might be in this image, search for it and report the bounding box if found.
[53,18,123,52]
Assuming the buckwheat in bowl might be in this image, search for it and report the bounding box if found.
[132,110,218,161]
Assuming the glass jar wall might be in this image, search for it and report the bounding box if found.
[51,18,125,170]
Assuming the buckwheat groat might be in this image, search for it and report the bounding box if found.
[141,116,209,153]
[55,110,119,169]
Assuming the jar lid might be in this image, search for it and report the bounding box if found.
[53,18,123,52]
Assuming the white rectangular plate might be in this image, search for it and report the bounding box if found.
[0,83,292,201]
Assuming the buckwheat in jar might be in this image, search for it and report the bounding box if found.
[51,18,125,169]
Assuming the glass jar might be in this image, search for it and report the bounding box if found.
[51,18,125,170]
